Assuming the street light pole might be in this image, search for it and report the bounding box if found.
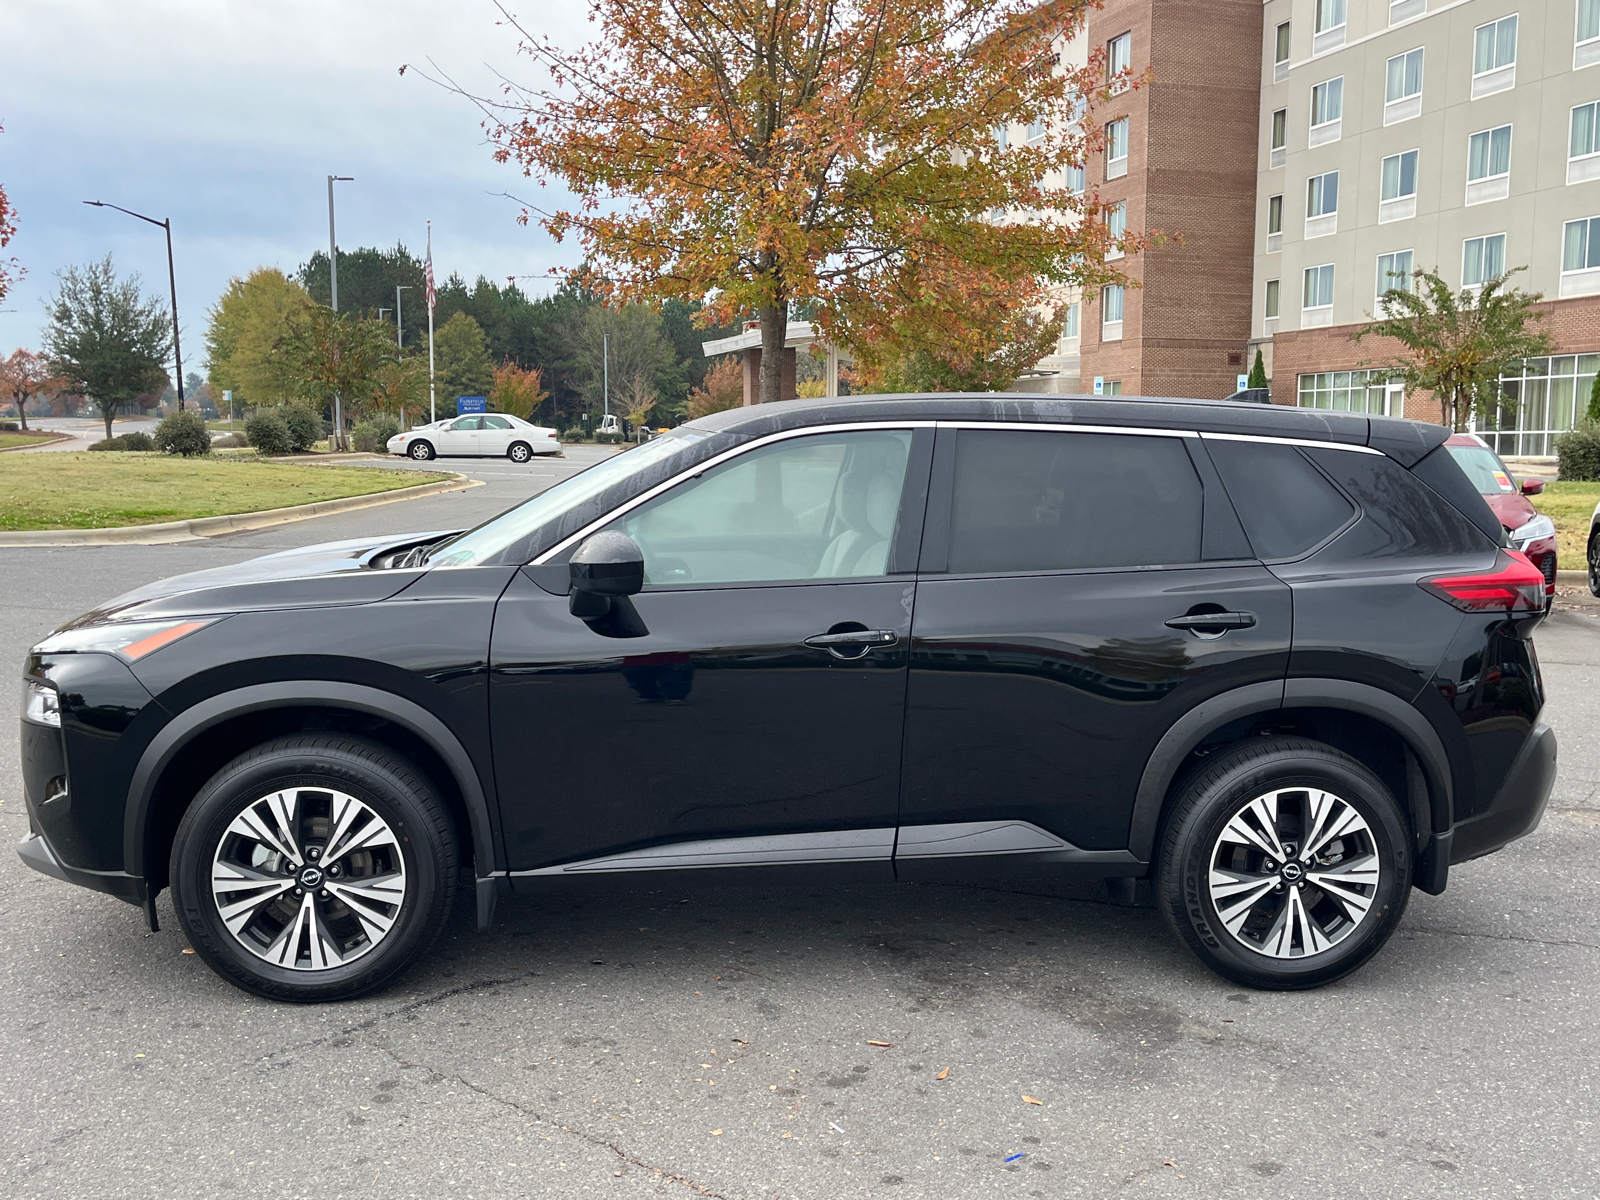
[395,285,411,350]
[327,174,354,449]
[82,200,185,410]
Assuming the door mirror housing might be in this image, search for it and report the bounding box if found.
[1520,477,1545,496]
[569,531,648,638]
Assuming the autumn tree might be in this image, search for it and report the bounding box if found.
[43,256,172,441]
[466,0,1123,405]
[434,312,496,400]
[0,349,65,431]
[0,124,19,308]
[1355,267,1553,432]
[684,356,743,419]
[277,307,394,439]
[619,372,659,431]
[368,356,431,425]
[491,358,549,420]
[206,268,314,408]
[563,302,682,418]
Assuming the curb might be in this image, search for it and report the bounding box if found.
[0,473,483,548]
[1557,569,1588,586]
[0,433,74,453]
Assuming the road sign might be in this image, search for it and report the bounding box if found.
[1093,376,1105,396]
[1236,374,1249,391]
[456,396,487,415]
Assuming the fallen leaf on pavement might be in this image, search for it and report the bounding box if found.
[1163,1160,1176,1168]
[867,1040,894,1048]
[711,1129,723,1136]
[935,1067,949,1080]
[181,948,195,954]
[1022,1095,1042,1105]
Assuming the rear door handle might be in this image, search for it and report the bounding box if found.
[804,629,900,648]
[1165,611,1257,631]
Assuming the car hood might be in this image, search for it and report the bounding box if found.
[59,530,461,629]
[1482,492,1537,532]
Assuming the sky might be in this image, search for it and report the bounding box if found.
[0,0,590,365]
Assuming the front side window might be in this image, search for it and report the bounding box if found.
[1573,102,1600,158]
[1468,125,1513,180]
[1311,77,1344,126]
[1307,171,1339,217]
[1474,14,1518,75]
[1386,48,1424,101]
[612,430,913,586]
[450,416,482,431]
[1103,283,1125,324]
[1275,21,1292,64]
[1268,194,1284,234]
[1563,216,1600,271]
[1265,278,1281,318]
[1108,31,1132,82]
[1377,250,1415,297]
[1304,263,1335,309]
[1106,118,1129,167]
[946,430,1203,574]
[1381,150,1419,200]
[1462,233,1507,285]
[1271,108,1288,150]
[1315,0,1347,33]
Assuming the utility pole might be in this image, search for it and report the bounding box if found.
[327,174,353,449]
[603,331,610,421]
[82,200,185,410]
[426,221,436,424]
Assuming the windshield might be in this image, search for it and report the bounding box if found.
[428,429,711,567]
[1447,444,1515,495]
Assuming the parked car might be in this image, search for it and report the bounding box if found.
[1588,497,1600,596]
[1444,433,1557,605]
[389,413,560,462]
[19,394,1555,1001]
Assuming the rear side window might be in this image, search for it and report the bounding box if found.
[1411,444,1506,545]
[947,430,1203,573]
[1206,438,1355,559]
[1302,446,1492,558]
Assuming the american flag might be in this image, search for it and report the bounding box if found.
[424,224,436,311]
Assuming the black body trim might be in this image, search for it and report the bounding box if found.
[1449,722,1556,864]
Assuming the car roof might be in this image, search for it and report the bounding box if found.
[684,392,1450,466]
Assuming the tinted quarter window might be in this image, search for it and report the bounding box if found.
[946,430,1202,573]
[1301,446,1490,559]
[613,430,911,585]
[1206,438,1354,559]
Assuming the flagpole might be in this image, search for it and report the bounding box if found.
[426,220,437,424]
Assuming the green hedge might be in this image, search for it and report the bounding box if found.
[1556,423,1600,481]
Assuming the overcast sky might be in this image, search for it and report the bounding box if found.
[0,0,589,365]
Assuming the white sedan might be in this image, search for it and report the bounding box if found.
[389,414,561,463]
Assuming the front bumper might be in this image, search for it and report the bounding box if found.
[16,829,151,909]
[1450,721,1558,864]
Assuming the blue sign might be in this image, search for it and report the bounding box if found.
[1236,374,1249,392]
[456,395,487,415]
[1092,376,1105,396]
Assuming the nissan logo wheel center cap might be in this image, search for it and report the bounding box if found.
[298,866,325,890]
[1280,861,1304,883]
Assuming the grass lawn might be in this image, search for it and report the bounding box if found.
[0,453,450,531]
[1532,481,1600,566]
[0,431,63,451]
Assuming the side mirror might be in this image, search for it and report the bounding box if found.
[1520,477,1545,496]
[569,531,648,637]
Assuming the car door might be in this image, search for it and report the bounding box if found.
[489,425,933,883]
[437,416,481,455]
[895,424,1292,876]
[480,414,515,455]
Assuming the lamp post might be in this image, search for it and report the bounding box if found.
[82,200,185,410]
[327,174,354,449]
[395,285,411,350]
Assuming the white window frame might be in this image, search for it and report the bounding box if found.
[1466,124,1512,205]
[1384,47,1424,125]
[1561,216,1600,296]
[1379,149,1419,223]
[1571,102,1600,184]
[1390,0,1426,26]
[1106,201,1127,260]
[1313,0,1347,54]
[1108,31,1132,92]
[1377,250,1415,301]
[1060,302,1081,345]
[1461,233,1507,288]
[1303,263,1335,326]
[1274,22,1292,82]
[1026,118,1047,146]
[1102,284,1124,340]
[1310,77,1344,146]
[1580,0,1600,69]
[1267,193,1284,253]
[1472,14,1518,99]
[1306,170,1339,238]
[1265,278,1281,322]
[1106,118,1129,179]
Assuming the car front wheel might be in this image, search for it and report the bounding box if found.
[170,734,457,1003]
[1588,531,1599,597]
[507,441,532,463]
[408,440,435,461]
[1157,737,1411,990]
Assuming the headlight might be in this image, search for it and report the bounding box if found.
[33,618,212,662]
[23,680,60,727]
[1509,513,1555,545]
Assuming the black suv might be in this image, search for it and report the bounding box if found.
[18,395,1557,1000]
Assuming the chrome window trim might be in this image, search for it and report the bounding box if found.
[531,418,1385,564]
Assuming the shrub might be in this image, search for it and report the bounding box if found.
[1556,423,1600,481]
[1,420,18,431]
[88,437,123,451]
[212,432,251,449]
[595,430,623,444]
[353,414,400,453]
[283,403,325,452]
[244,409,293,456]
[122,431,155,451]
[154,410,212,456]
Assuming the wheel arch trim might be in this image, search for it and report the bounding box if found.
[124,681,500,883]
[1128,677,1453,861]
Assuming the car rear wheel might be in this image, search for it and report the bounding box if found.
[507,441,532,464]
[1156,737,1411,990]
[170,734,457,1003]
[408,440,435,461]
[1588,531,1599,597]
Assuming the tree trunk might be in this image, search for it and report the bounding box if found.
[16,399,27,431]
[102,404,115,442]
[759,300,787,407]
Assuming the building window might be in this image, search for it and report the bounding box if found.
[1310,77,1344,145]
[1106,201,1127,260]
[1265,278,1281,319]
[1571,102,1600,183]
[1562,216,1600,296]
[1476,355,1600,456]
[1108,31,1132,91]
[1064,163,1086,192]
[1275,22,1292,80]
[1271,109,1287,150]
[1391,0,1427,25]
[1384,47,1424,124]
[1473,14,1518,98]
[994,124,1008,153]
[1062,302,1081,342]
[1380,150,1418,222]
[1377,250,1415,300]
[1268,194,1284,234]
[1462,233,1507,287]
[1026,119,1047,145]
[1315,0,1346,34]
[1467,124,1512,204]
[1582,0,1600,69]
[1298,370,1401,416]
[1303,264,1335,324]
[1102,284,1125,339]
[1106,118,1129,179]
[1306,170,1339,237]
[1103,380,1123,396]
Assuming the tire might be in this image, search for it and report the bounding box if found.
[1588,530,1599,598]
[1156,737,1411,990]
[170,734,457,1003]
[507,441,532,464]
[408,440,435,461]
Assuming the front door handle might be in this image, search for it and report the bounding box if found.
[1164,611,1257,632]
[804,629,899,660]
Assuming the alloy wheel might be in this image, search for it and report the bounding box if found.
[210,786,407,971]
[509,442,531,463]
[1589,533,1599,597]
[1207,787,1380,959]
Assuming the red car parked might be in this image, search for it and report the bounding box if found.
[1445,433,1557,603]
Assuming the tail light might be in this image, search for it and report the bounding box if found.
[1420,551,1547,614]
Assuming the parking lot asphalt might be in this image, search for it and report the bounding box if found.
[2,448,1598,1199]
